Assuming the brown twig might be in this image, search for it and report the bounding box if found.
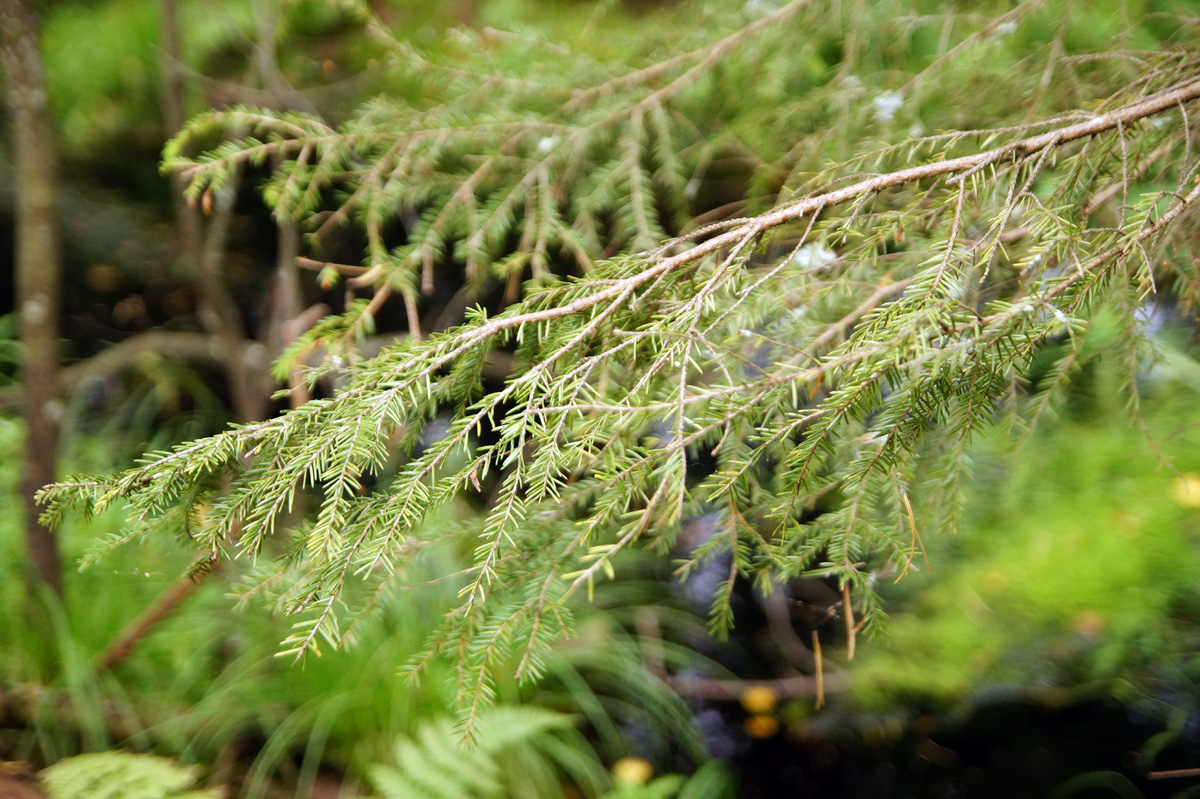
[97,572,210,670]
[296,256,369,277]
[0,330,225,413]
[894,488,932,583]
[1149,768,1200,780]
[812,631,825,709]
[669,671,848,701]
[842,582,856,661]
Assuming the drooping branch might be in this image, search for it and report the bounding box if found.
[45,73,1200,493]
[37,40,1200,728]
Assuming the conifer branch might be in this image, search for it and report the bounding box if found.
[39,3,1200,723]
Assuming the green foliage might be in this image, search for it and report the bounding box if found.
[42,0,1200,733]
[41,0,258,154]
[366,708,733,799]
[41,0,161,153]
[853,358,1200,709]
[530,585,714,764]
[367,706,605,799]
[0,314,19,385]
[40,751,219,799]
[2,422,713,795]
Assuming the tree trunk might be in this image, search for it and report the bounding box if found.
[2,0,63,594]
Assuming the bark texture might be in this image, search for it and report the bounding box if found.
[2,0,63,594]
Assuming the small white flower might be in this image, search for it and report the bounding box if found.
[536,136,558,154]
[791,243,837,269]
[873,90,904,123]
[996,21,1018,35]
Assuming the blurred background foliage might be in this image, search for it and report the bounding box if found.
[859,344,1200,709]
[5,0,1200,797]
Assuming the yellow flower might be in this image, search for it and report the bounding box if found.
[743,715,780,738]
[740,685,779,714]
[612,757,653,786]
